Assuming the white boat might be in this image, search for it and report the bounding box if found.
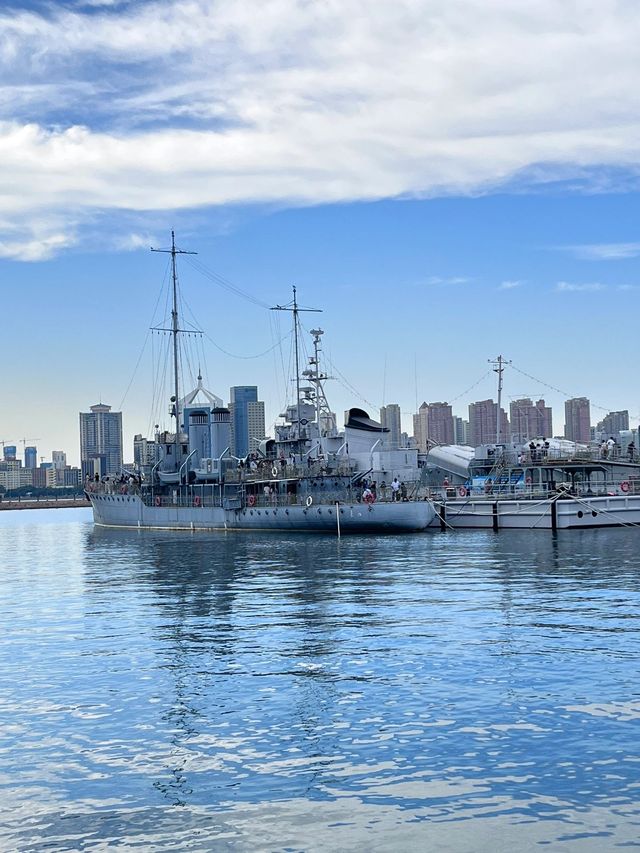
[427,441,640,530]
[86,233,435,534]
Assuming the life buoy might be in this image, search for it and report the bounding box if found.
[194,495,201,507]
[155,495,161,506]
[621,481,630,493]
[248,494,256,507]
[364,492,376,504]
[272,466,279,477]
[120,486,127,494]
[458,486,467,497]
[306,496,313,507]
[526,477,532,485]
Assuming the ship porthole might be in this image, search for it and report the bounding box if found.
[592,510,597,517]
[577,510,584,518]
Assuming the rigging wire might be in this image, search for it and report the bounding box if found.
[118,258,170,414]
[448,370,493,406]
[508,362,638,418]
[183,255,272,309]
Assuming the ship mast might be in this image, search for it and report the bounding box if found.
[271,287,321,442]
[151,231,197,467]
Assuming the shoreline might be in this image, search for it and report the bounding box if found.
[0,499,90,511]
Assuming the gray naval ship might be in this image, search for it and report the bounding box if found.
[86,234,434,534]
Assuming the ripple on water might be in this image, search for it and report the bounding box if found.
[0,513,639,850]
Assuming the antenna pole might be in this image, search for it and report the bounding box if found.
[293,287,301,438]
[489,355,511,445]
[271,287,321,443]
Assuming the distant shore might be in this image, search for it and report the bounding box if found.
[0,498,90,511]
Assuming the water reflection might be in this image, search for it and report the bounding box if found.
[0,515,639,849]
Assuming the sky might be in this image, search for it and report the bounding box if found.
[2,0,640,466]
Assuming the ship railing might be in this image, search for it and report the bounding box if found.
[225,462,355,482]
[244,489,425,508]
[482,447,639,467]
[141,490,225,509]
[434,478,640,501]
[85,479,141,496]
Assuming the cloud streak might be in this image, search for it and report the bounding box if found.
[556,281,605,292]
[563,242,640,260]
[3,1,640,258]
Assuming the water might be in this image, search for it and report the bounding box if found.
[1,509,639,851]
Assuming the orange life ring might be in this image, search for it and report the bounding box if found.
[458,486,467,497]
[248,494,256,507]
[364,492,375,504]
[120,486,127,494]
[155,495,161,506]
[526,477,532,485]
[620,481,630,493]
[194,495,201,507]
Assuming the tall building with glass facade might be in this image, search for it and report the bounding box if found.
[24,446,38,469]
[229,386,265,457]
[79,404,123,479]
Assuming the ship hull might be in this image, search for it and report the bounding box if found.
[430,494,640,530]
[89,493,434,533]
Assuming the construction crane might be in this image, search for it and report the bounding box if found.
[21,438,40,450]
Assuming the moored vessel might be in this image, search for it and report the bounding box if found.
[86,233,434,534]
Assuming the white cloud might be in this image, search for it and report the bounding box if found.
[556,281,605,292]
[499,280,523,289]
[564,242,640,260]
[2,1,640,257]
[425,276,471,286]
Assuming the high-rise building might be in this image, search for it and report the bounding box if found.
[412,401,455,448]
[453,416,470,446]
[229,386,265,457]
[469,399,509,446]
[52,451,67,470]
[3,446,16,462]
[509,398,553,443]
[426,402,454,445]
[380,404,402,448]
[564,397,591,443]
[133,434,162,470]
[596,410,629,437]
[24,446,38,469]
[79,403,123,479]
[412,402,429,452]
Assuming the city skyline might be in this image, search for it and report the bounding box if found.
[3,390,637,480]
[2,2,640,462]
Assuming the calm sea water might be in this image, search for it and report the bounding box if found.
[0,509,639,852]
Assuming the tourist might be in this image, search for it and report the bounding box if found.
[628,441,636,462]
[391,477,400,501]
[400,482,408,501]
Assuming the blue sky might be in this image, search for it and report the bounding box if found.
[2,0,640,465]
